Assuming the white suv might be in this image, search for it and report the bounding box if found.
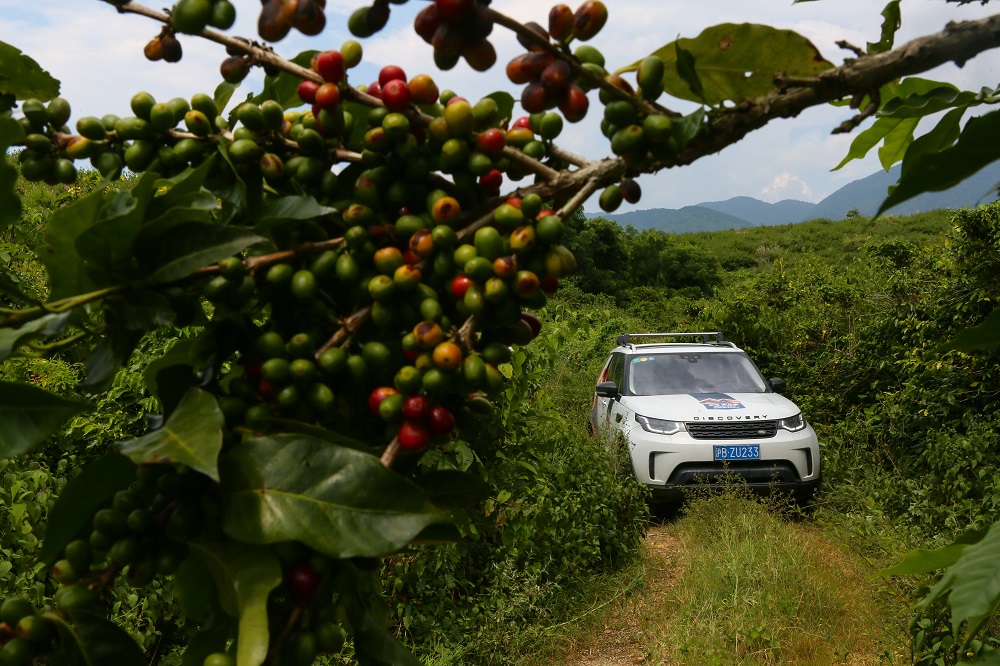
[590,332,820,503]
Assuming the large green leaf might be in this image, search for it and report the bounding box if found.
[867,0,901,54]
[880,527,988,577]
[0,382,91,457]
[618,24,833,105]
[941,309,1000,353]
[133,222,264,284]
[186,539,282,666]
[220,434,450,558]
[47,611,146,666]
[350,607,421,666]
[832,78,954,171]
[0,40,59,100]
[119,388,224,481]
[0,311,74,361]
[899,107,966,175]
[39,453,136,563]
[256,195,337,232]
[877,116,918,171]
[877,109,1000,215]
[42,186,106,300]
[924,521,1000,642]
[879,85,978,119]
[0,117,24,230]
[75,171,157,281]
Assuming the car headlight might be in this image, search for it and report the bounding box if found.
[779,413,805,432]
[635,414,685,435]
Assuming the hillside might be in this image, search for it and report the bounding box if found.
[588,160,1000,233]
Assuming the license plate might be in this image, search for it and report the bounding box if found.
[714,445,760,461]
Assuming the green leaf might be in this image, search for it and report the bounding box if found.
[879,85,977,119]
[221,434,450,558]
[253,50,319,110]
[0,311,74,361]
[42,185,106,300]
[75,171,157,281]
[484,91,515,124]
[0,117,25,230]
[174,554,220,625]
[77,332,141,394]
[252,417,370,452]
[899,107,966,175]
[0,41,60,100]
[923,520,1000,642]
[39,453,136,563]
[0,382,91,458]
[877,109,1000,216]
[880,544,970,577]
[414,470,492,508]
[672,108,706,152]
[119,388,224,481]
[48,611,146,666]
[151,154,217,212]
[618,24,833,105]
[867,1,901,54]
[877,116,918,170]
[257,195,337,232]
[350,607,421,666]
[963,651,1000,665]
[181,625,233,666]
[674,42,704,101]
[143,335,217,415]
[186,539,282,666]
[832,78,953,170]
[215,81,240,115]
[941,309,1000,352]
[134,222,264,284]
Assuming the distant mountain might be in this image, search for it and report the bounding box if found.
[699,196,816,226]
[595,205,752,233]
[587,160,1000,233]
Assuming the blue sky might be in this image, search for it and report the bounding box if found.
[1,0,996,212]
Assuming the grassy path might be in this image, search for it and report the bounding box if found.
[524,494,908,666]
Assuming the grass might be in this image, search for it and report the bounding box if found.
[529,488,909,666]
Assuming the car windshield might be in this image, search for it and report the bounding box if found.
[627,352,768,395]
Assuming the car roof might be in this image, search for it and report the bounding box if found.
[615,342,744,354]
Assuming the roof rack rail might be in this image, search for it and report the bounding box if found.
[616,332,727,347]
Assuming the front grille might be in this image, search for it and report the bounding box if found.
[667,461,800,486]
[686,420,777,439]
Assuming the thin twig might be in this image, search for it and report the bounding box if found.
[380,437,401,467]
[556,178,601,218]
[314,306,371,357]
[265,606,303,666]
[501,146,561,181]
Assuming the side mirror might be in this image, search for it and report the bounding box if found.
[595,381,618,398]
[769,377,786,393]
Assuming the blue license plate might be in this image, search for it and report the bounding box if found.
[714,445,760,461]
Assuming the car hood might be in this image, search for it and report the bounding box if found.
[621,392,799,422]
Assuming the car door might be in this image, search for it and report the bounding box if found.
[608,354,631,434]
[591,353,621,434]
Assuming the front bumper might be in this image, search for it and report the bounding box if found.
[627,424,821,501]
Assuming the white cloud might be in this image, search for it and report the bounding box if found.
[761,173,813,200]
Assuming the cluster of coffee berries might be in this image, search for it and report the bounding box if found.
[172,0,237,35]
[144,26,184,63]
[15,97,77,185]
[259,0,327,41]
[0,598,56,665]
[51,465,205,594]
[414,0,496,71]
[503,2,613,122]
